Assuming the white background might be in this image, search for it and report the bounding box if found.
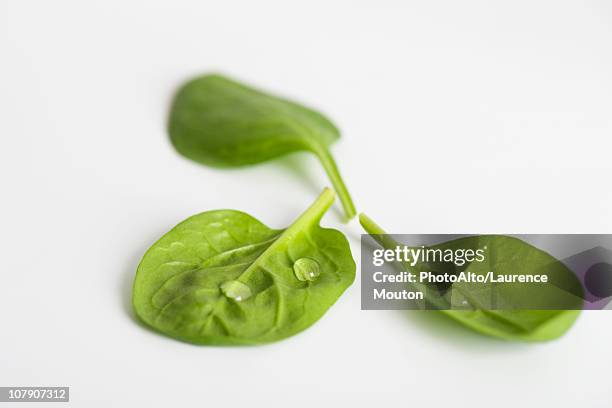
[1,1,611,407]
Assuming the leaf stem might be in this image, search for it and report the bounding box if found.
[313,147,356,221]
[239,188,335,281]
[359,213,386,235]
[283,187,336,235]
[359,213,451,311]
[359,213,401,251]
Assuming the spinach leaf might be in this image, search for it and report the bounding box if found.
[132,188,355,345]
[359,214,581,341]
[168,73,357,220]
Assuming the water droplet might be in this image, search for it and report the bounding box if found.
[293,258,321,282]
[220,280,252,302]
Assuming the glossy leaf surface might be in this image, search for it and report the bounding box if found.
[168,73,356,219]
[133,189,355,345]
[359,214,581,342]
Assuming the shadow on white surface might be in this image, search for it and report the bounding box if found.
[400,310,532,351]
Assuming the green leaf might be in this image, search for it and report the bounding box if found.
[168,73,356,220]
[132,188,355,345]
[359,214,581,342]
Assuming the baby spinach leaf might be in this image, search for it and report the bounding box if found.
[168,73,356,220]
[359,214,581,342]
[132,188,355,345]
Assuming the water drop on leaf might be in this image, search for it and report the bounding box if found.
[220,280,252,302]
[293,258,321,282]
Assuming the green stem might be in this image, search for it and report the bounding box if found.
[359,213,386,235]
[314,147,356,221]
[240,188,335,281]
[359,213,449,310]
[278,187,335,239]
[359,213,401,251]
